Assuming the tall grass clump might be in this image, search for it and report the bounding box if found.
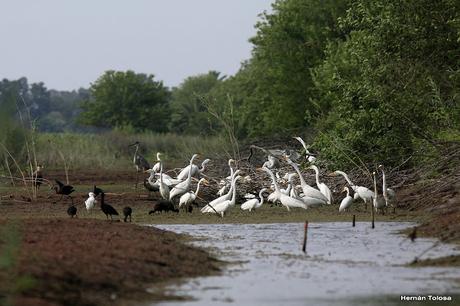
[35,131,231,170]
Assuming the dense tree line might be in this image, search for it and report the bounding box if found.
[2,0,459,169]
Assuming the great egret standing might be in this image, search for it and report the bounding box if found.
[241,188,267,212]
[179,178,208,211]
[378,165,396,211]
[372,172,386,213]
[205,175,242,217]
[308,165,333,204]
[333,170,374,210]
[259,166,307,211]
[176,159,211,180]
[169,154,199,200]
[339,187,353,212]
[285,159,327,205]
[202,170,241,212]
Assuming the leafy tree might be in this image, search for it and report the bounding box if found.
[312,0,460,167]
[169,71,223,134]
[79,70,171,132]
[239,0,349,136]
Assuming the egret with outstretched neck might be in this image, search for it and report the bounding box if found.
[169,154,199,200]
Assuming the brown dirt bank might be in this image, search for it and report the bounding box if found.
[0,219,221,306]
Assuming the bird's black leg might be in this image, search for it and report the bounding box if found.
[129,215,132,222]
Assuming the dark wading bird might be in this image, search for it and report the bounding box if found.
[100,192,119,221]
[67,205,77,218]
[129,141,151,189]
[53,179,75,204]
[33,165,44,190]
[93,185,104,197]
[123,206,132,222]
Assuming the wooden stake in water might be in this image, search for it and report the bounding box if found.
[302,221,308,253]
[352,215,356,227]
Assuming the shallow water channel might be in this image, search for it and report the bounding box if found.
[152,222,459,305]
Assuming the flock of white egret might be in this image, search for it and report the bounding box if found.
[124,137,396,218]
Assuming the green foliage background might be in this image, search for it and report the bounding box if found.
[1,0,459,170]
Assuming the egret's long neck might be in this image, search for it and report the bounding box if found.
[381,169,387,196]
[230,177,239,203]
[337,171,354,186]
[265,168,280,194]
[186,156,196,183]
[290,162,307,188]
[160,162,164,184]
[313,166,321,188]
[134,145,139,162]
[373,173,378,200]
[346,187,350,197]
[259,190,265,204]
[195,180,203,196]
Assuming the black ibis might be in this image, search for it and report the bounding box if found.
[148,200,179,214]
[100,192,119,221]
[93,185,104,197]
[123,206,132,222]
[67,205,77,218]
[33,165,44,190]
[53,179,75,203]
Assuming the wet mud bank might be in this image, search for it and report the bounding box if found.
[0,219,221,306]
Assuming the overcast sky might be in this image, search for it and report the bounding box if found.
[0,0,274,91]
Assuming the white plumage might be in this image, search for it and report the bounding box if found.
[241,188,267,212]
[85,192,97,211]
[339,187,353,212]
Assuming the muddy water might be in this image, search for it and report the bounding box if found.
[152,222,460,305]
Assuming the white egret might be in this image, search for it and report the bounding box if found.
[85,192,97,213]
[176,158,211,180]
[308,165,333,204]
[338,187,353,212]
[241,188,267,212]
[216,159,236,196]
[151,152,162,173]
[170,154,199,200]
[259,166,307,211]
[179,178,208,209]
[159,162,170,200]
[205,175,242,217]
[154,172,182,187]
[286,159,327,204]
[372,171,386,213]
[378,165,396,209]
[202,170,241,212]
[333,170,374,210]
[293,136,316,163]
